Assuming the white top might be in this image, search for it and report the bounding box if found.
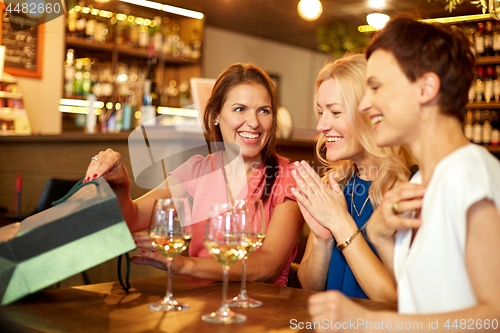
[394,144,500,314]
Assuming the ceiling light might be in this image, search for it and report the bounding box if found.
[366,13,390,29]
[297,0,323,21]
[359,13,493,32]
[119,0,204,19]
[369,0,385,8]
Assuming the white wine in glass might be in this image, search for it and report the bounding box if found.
[202,203,247,324]
[227,199,266,308]
[148,198,192,311]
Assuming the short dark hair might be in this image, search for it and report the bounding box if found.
[366,17,475,123]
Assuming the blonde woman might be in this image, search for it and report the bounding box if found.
[292,54,414,303]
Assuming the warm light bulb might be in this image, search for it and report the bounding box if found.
[369,0,385,8]
[297,0,323,21]
[366,13,390,29]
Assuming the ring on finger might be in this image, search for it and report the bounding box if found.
[91,156,98,162]
[392,202,400,215]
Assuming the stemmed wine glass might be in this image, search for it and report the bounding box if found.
[202,203,247,324]
[228,199,266,308]
[148,198,192,311]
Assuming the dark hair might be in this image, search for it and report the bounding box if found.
[366,17,475,123]
[203,63,279,203]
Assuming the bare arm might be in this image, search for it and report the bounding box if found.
[84,148,185,233]
[297,225,334,291]
[309,198,500,333]
[292,162,397,303]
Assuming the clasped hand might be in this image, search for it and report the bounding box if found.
[291,161,351,241]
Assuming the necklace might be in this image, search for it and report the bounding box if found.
[351,175,370,217]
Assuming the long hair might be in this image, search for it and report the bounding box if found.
[203,63,279,203]
[315,54,415,207]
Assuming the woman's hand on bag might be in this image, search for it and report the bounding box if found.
[291,161,351,237]
[84,148,130,190]
[368,182,425,242]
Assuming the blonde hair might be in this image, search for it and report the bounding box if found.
[315,53,415,207]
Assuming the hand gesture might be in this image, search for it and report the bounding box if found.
[291,161,351,237]
[84,148,130,190]
[308,290,369,333]
[368,182,425,242]
[130,232,185,274]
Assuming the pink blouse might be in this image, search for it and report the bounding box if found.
[169,152,298,286]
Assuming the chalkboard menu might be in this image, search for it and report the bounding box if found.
[0,10,43,78]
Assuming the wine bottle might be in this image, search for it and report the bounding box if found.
[485,21,494,56]
[475,23,486,57]
[482,110,492,145]
[472,110,483,144]
[491,111,500,145]
[485,65,494,103]
[476,66,485,102]
[140,45,157,125]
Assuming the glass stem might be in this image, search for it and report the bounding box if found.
[165,257,173,302]
[221,265,229,309]
[240,256,248,298]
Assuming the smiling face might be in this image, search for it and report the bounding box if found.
[316,78,365,163]
[215,83,273,165]
[358,50,421,148]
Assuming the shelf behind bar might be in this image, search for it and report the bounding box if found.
[466,102,500,109]
[66,37,200,65]
[476,56,500,65]
[65,37,114,52]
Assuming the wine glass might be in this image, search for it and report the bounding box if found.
[202,203,247,324]
[228,199,266,308]
[148,198,192,311]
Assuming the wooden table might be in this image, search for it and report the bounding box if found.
[0,276,396,332]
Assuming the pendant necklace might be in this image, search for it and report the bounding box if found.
[351,175,370,217]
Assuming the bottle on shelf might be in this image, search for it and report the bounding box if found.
[472,109,483,145]
[76,3,87,38]
[64,49,75,96]
[476,66,485,102]
[74,59,84,96]
[152,16,163,54]
[85,6,97,40]
[493,21,500,56]
[82,60,92,96]
[482,110,492,145]
[485,65,495,103]
[475,22,486,57]
[129,19,139,48]
[491,111,500,145]
[495,65,500,102]
[464,109,473,142]
[140,45,157,125]
[484,21,494,56]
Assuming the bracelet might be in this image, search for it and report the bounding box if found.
[337,228,361,251]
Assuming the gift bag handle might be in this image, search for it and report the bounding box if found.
[51,179,100,206]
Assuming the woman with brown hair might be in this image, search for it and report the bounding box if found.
[84,63,303,286]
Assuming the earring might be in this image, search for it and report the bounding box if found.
[215,122,218,126]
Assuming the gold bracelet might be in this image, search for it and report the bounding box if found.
[337,228,361,251]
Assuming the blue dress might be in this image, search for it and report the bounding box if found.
[326,174,377,299]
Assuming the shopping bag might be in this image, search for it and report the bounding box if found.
[0,177,135,305]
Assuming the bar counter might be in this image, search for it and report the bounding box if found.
[0,275,397,332]
[0,132,316,217]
